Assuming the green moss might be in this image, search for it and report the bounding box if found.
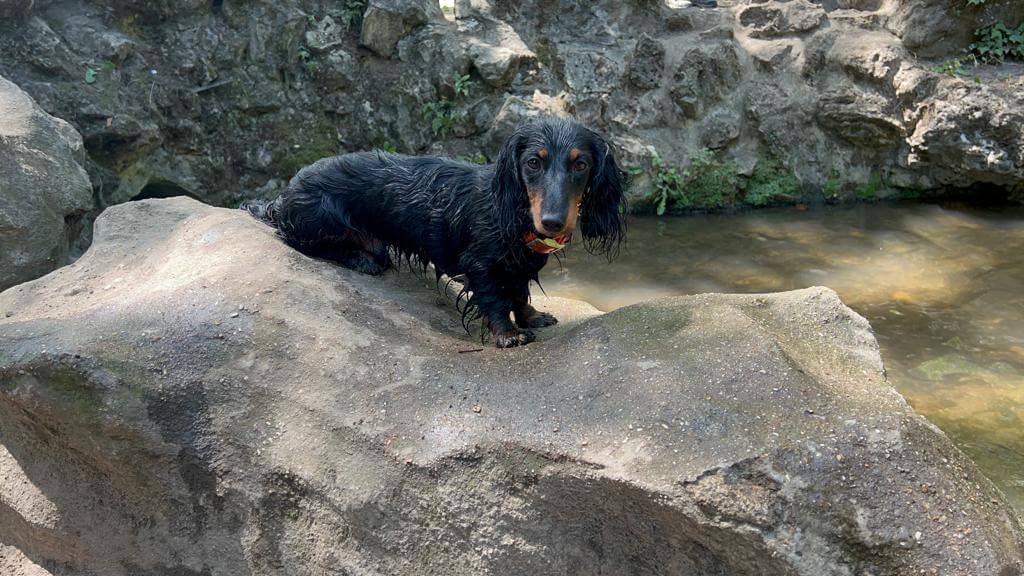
[277,132,339,177]
[857,172,884,200]
[456,152,488,165]
[118,14,143,37]
[822,173,842,199]
[744,157,799,207]
[687,149,741,209]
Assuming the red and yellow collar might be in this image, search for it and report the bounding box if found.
[523,231,571,254]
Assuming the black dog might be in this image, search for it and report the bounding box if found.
[243,118,626,347]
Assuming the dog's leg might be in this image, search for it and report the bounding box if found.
[509,281,558,329]
[465,265,534,348]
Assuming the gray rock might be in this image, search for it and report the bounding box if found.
[700,108,742,149]
[360,0,446,58]
[816,89,905,148]
[905,78,1024,190]
[738,0,827,39]
[887,0,1024,58]
[305,15,345,53]
[460,16,534,88]
[0,76,92,292]
[669,41,742,120]
[0,197,1022,575]
[485,91,570,151]
[0,0,1022,216]
[0,0,33,20]
[625,34,666,91]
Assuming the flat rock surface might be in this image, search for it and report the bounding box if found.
[0,197,1022,575]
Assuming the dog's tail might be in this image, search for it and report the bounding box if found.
[240,198,280,228]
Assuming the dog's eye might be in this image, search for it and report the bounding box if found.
[572,160,589,172]
[527,157,542,170]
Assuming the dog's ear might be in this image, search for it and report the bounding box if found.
[581,131,627,257]
[492,126,528,234]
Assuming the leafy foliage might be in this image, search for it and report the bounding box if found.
[822,173,842,199]
[341,0,367,29]
[297,45,319,72]
[930,57,970,77]
[968,22,1024,63]
[650,151,689,215]
[422,100,463,137]
[643,149,800,214]
[422,73,474,137]
[857,172,884,200]
[453,74,472,99]
[745,157,799,207]
[455,153,488,164]
[687,148,742,208]
[646,149,741,214]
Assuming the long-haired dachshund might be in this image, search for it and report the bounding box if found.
[243,118,626,347]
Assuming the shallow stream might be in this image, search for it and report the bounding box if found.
[542,203,1024,512]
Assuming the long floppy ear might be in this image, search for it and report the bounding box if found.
[580,131,627,257]
[491,125,528,242]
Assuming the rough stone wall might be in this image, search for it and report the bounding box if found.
[0,0,1021,219]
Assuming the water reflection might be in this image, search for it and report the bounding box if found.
[542,203,1024,512]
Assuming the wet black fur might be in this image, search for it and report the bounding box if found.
[242,118,626,346]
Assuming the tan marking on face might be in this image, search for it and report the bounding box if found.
[537,148,548,159]
[568,148,581,162]
[528,188,545,232]
[563,192,582,235]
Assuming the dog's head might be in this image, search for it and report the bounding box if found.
[493,118,627,256]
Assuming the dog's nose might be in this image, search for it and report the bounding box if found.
[541,216,564,232]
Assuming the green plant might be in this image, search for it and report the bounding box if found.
[379,142,399,153]
[297,45,319,72]
[686,148,741,208]
[455,153,488,164]
[822,173,842,198]
[422,100,463,136]
[930,57,970,77]
[968,21,1024,63]
[650,150,689,215]
[744,157,799,207]
[453,73,472,99]
[422,73,474,137]
[341,0,367,29]
[857,172,884,200]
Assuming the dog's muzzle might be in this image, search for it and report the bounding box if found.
[523,231,571,254]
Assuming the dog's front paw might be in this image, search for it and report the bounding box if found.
[495,329,536,348]
[523,311,558,328]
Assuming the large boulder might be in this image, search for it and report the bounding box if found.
[0,197,1022,575]
[903,77,1024,190]
[0,76,92,293]
[360,0,446,58]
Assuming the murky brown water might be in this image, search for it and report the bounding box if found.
[542,203,1024,512]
